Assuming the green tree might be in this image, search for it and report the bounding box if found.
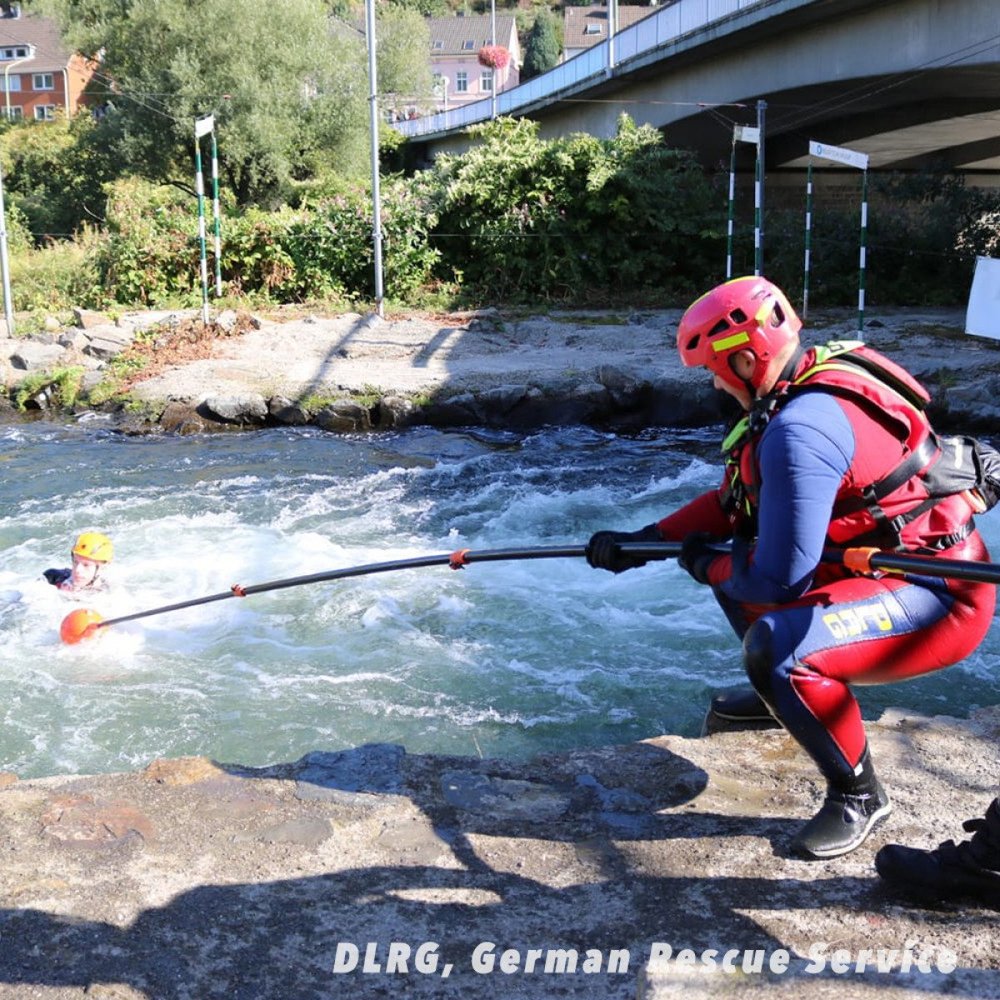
[376,6,433,113]
[0,111,116,239]
[36,0,373,205]
[522,7,560,80]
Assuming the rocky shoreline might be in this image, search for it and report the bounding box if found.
[5,304,1000,436]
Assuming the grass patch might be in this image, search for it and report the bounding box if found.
[13,366,85,411]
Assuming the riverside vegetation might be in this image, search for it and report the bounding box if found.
[3,107,1000,419]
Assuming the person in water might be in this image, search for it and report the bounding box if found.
[587,276,996,859]
[44,532,114,593]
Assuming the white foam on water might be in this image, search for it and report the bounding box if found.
[1,423,999,778]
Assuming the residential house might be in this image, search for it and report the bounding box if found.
[425,13,521,114]
[562,4,659,62]
[0,8,98,122]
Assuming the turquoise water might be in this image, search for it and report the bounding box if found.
[1,418,998,779]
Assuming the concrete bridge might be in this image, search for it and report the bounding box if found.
[396,0,1000,176]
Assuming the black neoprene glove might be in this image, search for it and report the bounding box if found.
[678,531,719,586]
[586,523,661,574]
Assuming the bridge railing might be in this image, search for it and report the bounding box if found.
[394,0,765,139]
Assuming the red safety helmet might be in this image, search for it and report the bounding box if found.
[677,276,802,391]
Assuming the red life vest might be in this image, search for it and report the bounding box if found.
[720,341,977,551]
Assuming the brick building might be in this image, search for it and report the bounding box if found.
[0,7,98,122]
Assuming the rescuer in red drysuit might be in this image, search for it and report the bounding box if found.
[587,276,996,859]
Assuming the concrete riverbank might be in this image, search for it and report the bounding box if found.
[1,706,998,999]
[4,304,1000,434]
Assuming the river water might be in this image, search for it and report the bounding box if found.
[1,418,998,780]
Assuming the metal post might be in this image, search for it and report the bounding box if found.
[490,0,497,120]
[859,168,868,334]
[608,0,617,73]
[210,129,223,298]
[803,159,812,319]
[0,156,15,336]
[755,99,766,276]
[365,0,385,317]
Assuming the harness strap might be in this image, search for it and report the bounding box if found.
[833,433,939,518]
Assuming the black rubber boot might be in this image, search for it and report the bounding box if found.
[709,685,781,725]
[791,748,892,859]
[875,798,1000,907]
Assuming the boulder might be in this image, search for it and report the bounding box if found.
[8,341,68,372]
[201,394,268,425]
[73,307,111,330]
[312,400,373,433]
[83,327,135,360]
[268,396,310,426]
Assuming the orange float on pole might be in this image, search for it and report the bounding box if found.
[59,608,104,645]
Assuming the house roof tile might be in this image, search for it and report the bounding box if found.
[0,12,75,74]
[427,14,518,57]
[563,4,659,49]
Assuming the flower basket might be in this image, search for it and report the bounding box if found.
[478,45,510,70]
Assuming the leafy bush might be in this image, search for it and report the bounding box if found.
[84,174,439,306]
[420,116,722,303]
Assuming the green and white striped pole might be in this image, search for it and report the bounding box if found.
[194,115,213,325]
[808,141,870,336]
[731,124,760,279]
[755,100,765,276]
[210,128,222,298]
[803,159,813,319]
[194,115,214,324]
[726,135,736,279]
[858,166,869,333]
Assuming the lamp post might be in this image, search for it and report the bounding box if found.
[490,0,497,119]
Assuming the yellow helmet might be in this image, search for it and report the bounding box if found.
[72,532,114,564]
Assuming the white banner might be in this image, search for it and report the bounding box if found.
[195,115,215,138]
[966,256,1000,340]
[809,140,868,170]
[734,125,759,144]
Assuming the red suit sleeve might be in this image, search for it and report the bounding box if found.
[655,489,732,542]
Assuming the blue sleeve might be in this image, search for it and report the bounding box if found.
[720,392,855,604]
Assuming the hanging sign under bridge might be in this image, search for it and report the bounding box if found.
[809,141,869,170]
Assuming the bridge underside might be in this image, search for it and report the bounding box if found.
[652,67,1000,174]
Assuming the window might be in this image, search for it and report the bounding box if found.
[32,73,54,91]
[585,24,602,35]
[481,70,493,92]
[431,40,442,50]
[0,46,28,60]
[5,106,21,120]
[461,39,475,50]
[34,104,55,121]
[0,75,20,92]
[455,71,468,93]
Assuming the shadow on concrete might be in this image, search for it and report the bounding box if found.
[1,741,995,998]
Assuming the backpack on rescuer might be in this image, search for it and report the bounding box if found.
[722,340,1000,545]
[811,341,1000,517]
